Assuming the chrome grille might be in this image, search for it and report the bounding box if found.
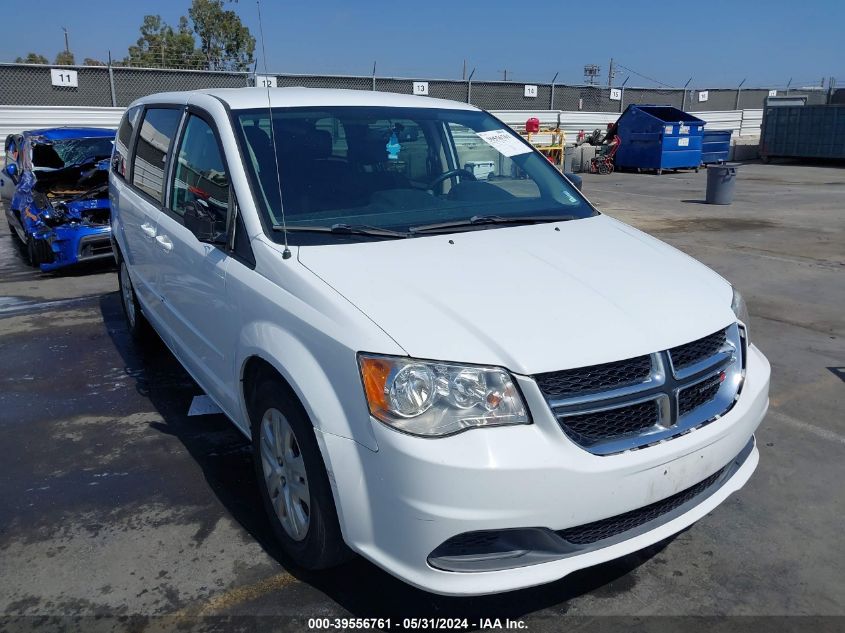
[559,400,660,445]
[678,374,722,417]
[669,329,728,371]
[534,355,652,398]
[538,324,744,455]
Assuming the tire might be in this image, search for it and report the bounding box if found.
[250,377,350,570]
[26,235,41,267]
[118,258,150,341]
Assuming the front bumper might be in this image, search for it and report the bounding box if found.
[39,224,112,272]
[318,344,770,596]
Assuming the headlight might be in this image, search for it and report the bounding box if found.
[731,287,750,332]
[358,354,530,437]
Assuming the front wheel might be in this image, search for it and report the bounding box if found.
[251,378,350,569]
[26,236,41,267]
[118,259,150,341]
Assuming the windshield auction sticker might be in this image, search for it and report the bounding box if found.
[476,129,533,157]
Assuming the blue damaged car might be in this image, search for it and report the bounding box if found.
[2,127,116,271]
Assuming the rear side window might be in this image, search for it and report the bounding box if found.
[170,115,229,224]
[132,108,182,203]
[112,106,141,179]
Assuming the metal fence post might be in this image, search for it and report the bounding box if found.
[681,78,691,111]
[466,68,475,104]
[107,52,117,107]
[735,78,746,110]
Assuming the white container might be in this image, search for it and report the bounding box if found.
[464,160,495,180]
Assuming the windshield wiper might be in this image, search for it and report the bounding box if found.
[272,223,409,239]
[409,214,577,234]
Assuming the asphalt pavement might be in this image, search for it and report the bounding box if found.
[1,161,843,632]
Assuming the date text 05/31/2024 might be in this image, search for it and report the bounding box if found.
[307,618,528,630]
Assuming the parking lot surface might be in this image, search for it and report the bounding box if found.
[1,162,843,630]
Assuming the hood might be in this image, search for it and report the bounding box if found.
[298,215,735,375]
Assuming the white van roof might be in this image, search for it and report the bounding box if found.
[131,87,480,112]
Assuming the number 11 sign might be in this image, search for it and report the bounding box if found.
[50,69,78,88]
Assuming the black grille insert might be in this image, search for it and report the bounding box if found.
[558,400,658,445]
[669,329,727,372]
[557,466,726,546]
[678,375,722,417]
[535,355,652,399]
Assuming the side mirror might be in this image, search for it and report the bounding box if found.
[4,163,17,180]
[184,199,226,244]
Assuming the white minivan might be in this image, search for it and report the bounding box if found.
[109,88,769,596]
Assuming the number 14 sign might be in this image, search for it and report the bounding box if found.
[51,69,78,88]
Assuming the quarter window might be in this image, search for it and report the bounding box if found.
[131,108,182,203]
[170,115,230,228]
[112,105,141,179]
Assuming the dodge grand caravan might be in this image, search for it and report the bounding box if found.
[109,88,769,595]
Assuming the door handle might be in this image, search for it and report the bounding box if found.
[155,235,173,252]
[140,222,157,238]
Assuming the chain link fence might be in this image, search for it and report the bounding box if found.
[0,62,834,112]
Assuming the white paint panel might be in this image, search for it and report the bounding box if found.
[740,109,764,137]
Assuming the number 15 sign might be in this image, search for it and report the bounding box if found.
[51,69,78,88]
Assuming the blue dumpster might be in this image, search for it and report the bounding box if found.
[701,130,732,164]
[614,105,705,174]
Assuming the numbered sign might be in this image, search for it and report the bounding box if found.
[609,88,622,101]
[413,81,429,96]
[524,84,538,98]
[50,69,78,88]
[698,90,709,102]
[255,74,277,88]
[768,89,777,97]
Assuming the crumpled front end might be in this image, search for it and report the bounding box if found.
[18,159,113,271]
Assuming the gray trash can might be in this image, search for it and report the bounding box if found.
[706,163,739,205]
[563,146,575,173]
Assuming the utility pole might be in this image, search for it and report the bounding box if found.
[498,69,509,81]
[462,59,466,81]
[607,58,616,87]
[62,27,70,53]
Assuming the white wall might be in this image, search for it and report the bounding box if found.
[492,109,764,143]
[0,105,124,139]
[0,105,764,147]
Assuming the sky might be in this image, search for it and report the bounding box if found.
[1,0,842,89]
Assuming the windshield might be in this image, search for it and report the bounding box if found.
[32,137,115,170]
[233,106,596,243]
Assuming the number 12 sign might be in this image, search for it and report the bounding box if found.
[50,69,78,88]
